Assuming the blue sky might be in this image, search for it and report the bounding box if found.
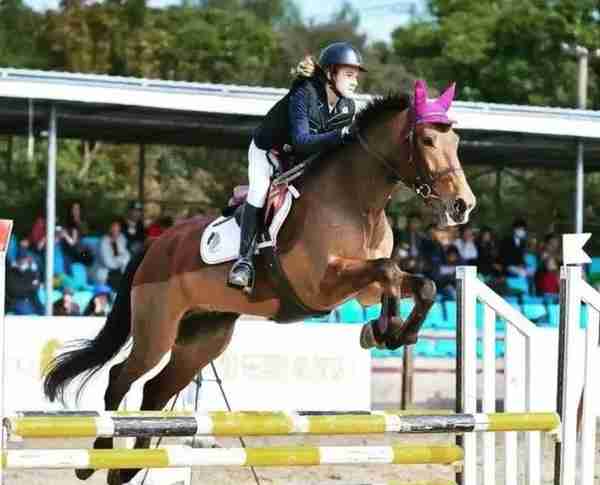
[23,0,424,43]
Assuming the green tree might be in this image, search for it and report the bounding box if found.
[392,0,600,107]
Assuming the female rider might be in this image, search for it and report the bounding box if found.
[228,42,367,289]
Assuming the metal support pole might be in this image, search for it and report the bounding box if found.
[45,104,57,315]
[574,52,587,233]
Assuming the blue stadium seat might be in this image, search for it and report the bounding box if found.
[53,242,66,275]
[522,295,544,305]
[414,338,436,357]
[495,340,506,357]
[80,235,101,256]
[423,302,445,330]
[364,304,382,321]
[580,305,588,329]
[522,303,547,322]
[7,234,17,264]
[506,276,529,295]
[337,299,366,324]
[73,291,93,312]
[434,339,456,358]
[590,257,600,275]
[443,300,457,328]
[371,347,403,358]
[70,262,94,291]
[546,304,560,327]
[543,293,559,305]
[399,299,415,319]
[524,252,538,272]
[37,286,62,305]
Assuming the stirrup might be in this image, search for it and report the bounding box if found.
[228,258,255,292]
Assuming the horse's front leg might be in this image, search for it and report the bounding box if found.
[320,256,436,350]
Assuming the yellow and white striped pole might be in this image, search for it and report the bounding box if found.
[0,444,464,469]
[6,411,560,439]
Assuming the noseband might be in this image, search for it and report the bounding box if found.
[356,121,463,201]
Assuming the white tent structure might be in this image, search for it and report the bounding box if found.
[1,68,600,313]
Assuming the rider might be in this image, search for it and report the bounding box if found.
[228,42,367,289]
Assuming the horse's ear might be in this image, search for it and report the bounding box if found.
[438,82,456,111]
[414,80,428,109]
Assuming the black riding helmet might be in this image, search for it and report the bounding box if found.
[318,42,367,72]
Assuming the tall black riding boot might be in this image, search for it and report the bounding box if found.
[228,203,261,289]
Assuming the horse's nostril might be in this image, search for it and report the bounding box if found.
[453,198,467,215]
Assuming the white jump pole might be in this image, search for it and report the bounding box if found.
[0,219,14,485]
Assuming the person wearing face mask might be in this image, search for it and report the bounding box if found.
[499,218,529,278]
[6,246,43,315]
[228,42,366,290]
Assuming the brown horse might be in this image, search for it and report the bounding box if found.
[43,86,475,484]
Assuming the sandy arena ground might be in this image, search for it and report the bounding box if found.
[4,358,599,484]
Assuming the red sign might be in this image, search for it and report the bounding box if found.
[0,220,13,253]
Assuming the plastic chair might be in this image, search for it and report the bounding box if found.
[506,276,529,295]
[53,242,66,275]
[590,257,600,275]
[524,252,538,272]
[546,304,560,327]
[434,339,457,358]
[414,338,436,357]
[399,299,415,319]
[364,304,382,321]
[423,302,445,330]
[522,303,547,322]
[70,262,94,291]
[443,300,457,328]
[337,299,366,324]
[7,235,17,264]
[37,286,63,305]
[73,291,93,312]
[522,295,544,305]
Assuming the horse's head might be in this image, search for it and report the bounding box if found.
[411,80,475,226]
[355,80,476,227]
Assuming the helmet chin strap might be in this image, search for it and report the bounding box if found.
[326,70,344,99]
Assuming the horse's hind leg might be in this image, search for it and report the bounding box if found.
[116,313,238,484]
[77,284,181,482]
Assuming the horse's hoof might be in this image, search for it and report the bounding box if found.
[384,329,418,351]
[359,322,386,350]
[75,468,95,480]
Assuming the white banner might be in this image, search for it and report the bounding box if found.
[4,316,371,413]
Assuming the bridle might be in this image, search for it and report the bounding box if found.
[356,115,463,201]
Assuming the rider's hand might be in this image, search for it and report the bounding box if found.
[341,124,357,143]
[292,55,316,78]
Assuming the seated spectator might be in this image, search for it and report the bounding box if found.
[393,214,423,261]
[540,233,561,264]
[146,215,174,241]
[84,285,112,317]
[61,201,94,266]
[499,218,529,277]
[421,225,446,281]
[477,226,501,277]
[535,257,560,295]
[121,201,145,255]
[454,224,478,265]
[6,246,42,315]
[436,245,463,299]
[53,287,81,316]
[93,221,131,289]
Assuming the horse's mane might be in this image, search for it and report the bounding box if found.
[355,92,412,131]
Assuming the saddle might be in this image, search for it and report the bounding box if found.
[200,149,303,266]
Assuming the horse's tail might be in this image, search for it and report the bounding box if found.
[43,247,148,403]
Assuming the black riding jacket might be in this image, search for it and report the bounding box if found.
[253,76,355,157]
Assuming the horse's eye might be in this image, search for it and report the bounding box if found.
[423,136,435,147]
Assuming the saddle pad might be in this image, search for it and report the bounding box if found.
[200,186,297,265]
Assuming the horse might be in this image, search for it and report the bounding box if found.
[43,80,475,484]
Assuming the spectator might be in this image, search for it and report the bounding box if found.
[499,218,529,277]
[121,201,145,255]
[53,287,81,316]
[437,245,463,299]
[84,285,112,317]
[393,214,423,260]
[540,233,561,264]
[454,224,478,265]
[146,215,174,241]
[6,246,42,315]
[535,257,560,295]
[421,225,447,282]
[476,226,501,277]
[93,221,131,289]
[62,201,93,266]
